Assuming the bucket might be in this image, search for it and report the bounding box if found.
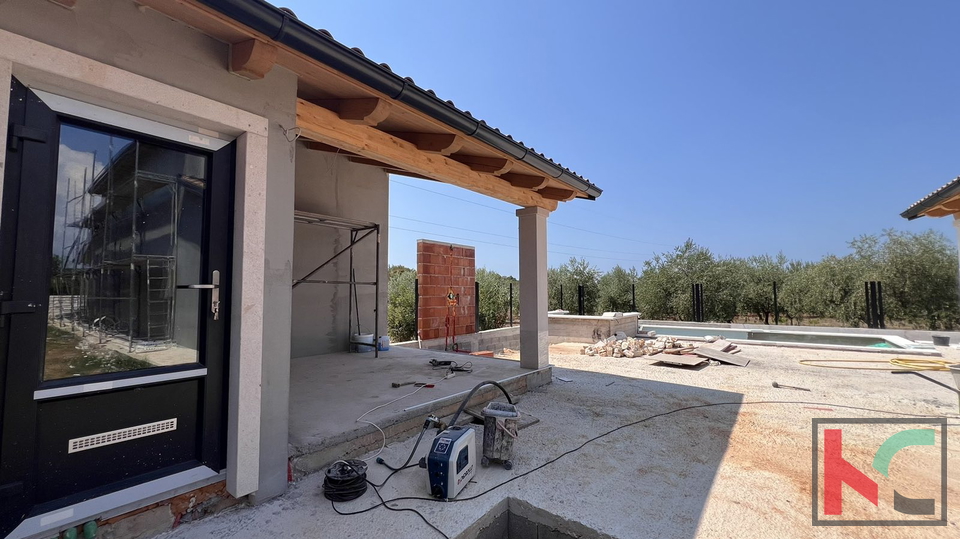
[378,335,390,351]
[353,333,375,352]
[933,335,950,347]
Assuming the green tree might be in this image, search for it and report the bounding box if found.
[598,265,638,313]
[386,265,417,341]
[548,258,601,314]
[476,268,519,330]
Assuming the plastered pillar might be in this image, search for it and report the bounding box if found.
[517,206,549,369]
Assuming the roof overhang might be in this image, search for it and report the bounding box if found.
[138,0,601,210]
[901,176,960,220]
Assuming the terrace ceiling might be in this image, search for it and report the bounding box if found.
[140,0,600,211]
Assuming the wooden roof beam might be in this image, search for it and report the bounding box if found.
[296,99,556,210]
[923,207,955,217]
[500,172,548,190]
[536,187,577,201]
[312,97,392,126]
[388,132,463,156]
[448,154,512,175]
[347,157,434,181]
[230,39,277,80]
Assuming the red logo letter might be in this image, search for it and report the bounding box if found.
[823,429,878,514]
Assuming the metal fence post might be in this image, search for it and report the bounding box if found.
[559,283,563,311]
[508,282,513,327]
[631,283,636,313]
[577,284,585,316]
[773,281,779,325]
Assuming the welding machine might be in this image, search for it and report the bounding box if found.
[425,425,476,499]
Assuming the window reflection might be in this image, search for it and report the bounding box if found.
[46,124,207,380]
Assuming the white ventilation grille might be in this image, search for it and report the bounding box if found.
[67,418,177,453]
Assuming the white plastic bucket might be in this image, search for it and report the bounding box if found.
[353,333,375,352]
[378,335,390,351]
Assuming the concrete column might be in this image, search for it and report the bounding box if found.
[517,206,549,369]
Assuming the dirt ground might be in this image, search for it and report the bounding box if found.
[162,342,960,539]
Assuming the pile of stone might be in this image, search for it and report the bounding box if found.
[581,334,695,358]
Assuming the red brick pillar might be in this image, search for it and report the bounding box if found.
[416,240,476,341]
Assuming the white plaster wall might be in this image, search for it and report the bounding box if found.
[0,0,297,503]
[292,147,389,357]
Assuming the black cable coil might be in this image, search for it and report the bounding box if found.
[322,460,368,502]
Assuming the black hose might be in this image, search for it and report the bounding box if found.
[448,380,513,428]
[377,423,430,471]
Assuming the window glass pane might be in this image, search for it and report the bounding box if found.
[46,124,207,380]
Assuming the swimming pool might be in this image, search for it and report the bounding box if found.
[638,324,938,354]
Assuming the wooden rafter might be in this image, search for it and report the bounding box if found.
[388,132,463,156]
[230,39,277,80]
[297,99,556,210]
[536,187,577,201]
[500,172,548,190]
[448,155,512,175]
[313,97,392,126]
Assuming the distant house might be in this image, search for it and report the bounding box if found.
[0,1,601,537]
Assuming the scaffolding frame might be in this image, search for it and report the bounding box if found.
[292,210,381,358]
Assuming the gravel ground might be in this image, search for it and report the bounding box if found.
[162,343,960,538]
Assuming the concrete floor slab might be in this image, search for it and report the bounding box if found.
[288,347,550,475]
[166,343,960,539]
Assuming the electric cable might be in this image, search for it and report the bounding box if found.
[376,421,432,472]
[355,372,453,462]
[333,399,958,530]
[328,461,451,539]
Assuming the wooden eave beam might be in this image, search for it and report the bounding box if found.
[139,1,576,193]
[312,98,392,126]
[500,172,548,190]
[923,207,955,218]
[448,154,512,175]
[536,187,577,201]
[230,39,277,80]
[297,99,556,210]
[388,132,463,156]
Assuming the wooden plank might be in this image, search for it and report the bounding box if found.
[388,132,463,155]
[449,154,512,175]
[297,99,557,210]
[313,98,392,126]
[693,347,751,367]
[500,172,548,190]
[537,186,577,201]
[703,339,736,353]
[652,355,706,366]
[230,39,277,80]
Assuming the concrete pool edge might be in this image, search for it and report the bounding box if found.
[640,324,942,356]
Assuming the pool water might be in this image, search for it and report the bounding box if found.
[639,324,915,350]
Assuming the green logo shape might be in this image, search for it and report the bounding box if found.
[872,429,935,477]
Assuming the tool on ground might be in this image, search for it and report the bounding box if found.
[480,401,520,470]
[424,425,476,499]
[370,380,515,500]
[772,381,811,392]
[429,359,453,367]
[392,381,416,388]
[414,383,436,388]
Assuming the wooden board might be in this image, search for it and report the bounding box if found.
[693,347,751,367]
[702,339,737,352]
[650,355,706,367]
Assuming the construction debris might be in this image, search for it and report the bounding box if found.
[581,335,697,358]
[579,334,756,367]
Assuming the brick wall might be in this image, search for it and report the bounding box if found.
[417,240,476,341]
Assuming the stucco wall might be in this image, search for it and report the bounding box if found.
[291,146,389,357]
[0,0,298,503]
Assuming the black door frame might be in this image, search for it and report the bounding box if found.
[0,78,233,534]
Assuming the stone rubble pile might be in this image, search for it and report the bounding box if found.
[580,334,697,358]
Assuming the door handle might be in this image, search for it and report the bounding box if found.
[176,270,220,320]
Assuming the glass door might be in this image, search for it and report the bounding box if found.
[0,78,233,536]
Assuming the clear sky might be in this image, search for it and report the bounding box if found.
[284,0,960,277]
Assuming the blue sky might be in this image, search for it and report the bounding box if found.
[285,0,960,277]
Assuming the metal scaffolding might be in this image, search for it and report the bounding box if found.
[292,210,381,358]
